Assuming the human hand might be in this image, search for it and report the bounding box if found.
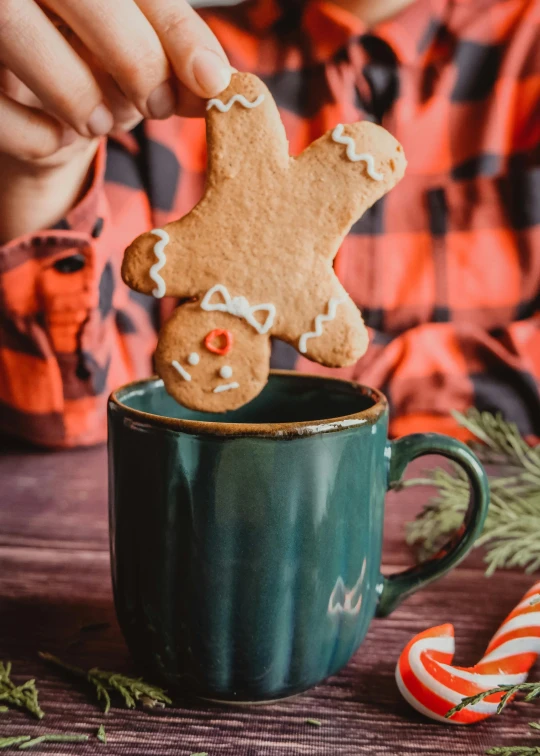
[0,0,231,165]
[0,0,231,241]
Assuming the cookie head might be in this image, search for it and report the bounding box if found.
[155,302,271,413]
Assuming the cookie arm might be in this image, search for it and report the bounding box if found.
[293,121,407,260]
[121,213,204,299]
[205,72,290,184]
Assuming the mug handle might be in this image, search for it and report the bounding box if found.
[376,433,490,617]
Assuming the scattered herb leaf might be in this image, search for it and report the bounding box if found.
[96,725,106,744]
[486,749,540,755]
[39,653,172,714]
[305,719,322,727]
[0,737,31,750]
[0,663,44,720]
[18,734,89,750]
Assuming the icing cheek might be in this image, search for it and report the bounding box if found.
[204,329,234,355]
[219,365,233,379]
[188,352,200,366]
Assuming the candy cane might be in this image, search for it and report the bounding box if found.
[396,581,540,724]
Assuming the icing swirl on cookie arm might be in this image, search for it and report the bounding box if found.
[332,124,384,181]
[206,94,265,112]
[149,228,169,298]
[299,298,347,354]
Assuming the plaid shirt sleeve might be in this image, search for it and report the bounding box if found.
[0,137,157,447]
[1,0,539,447]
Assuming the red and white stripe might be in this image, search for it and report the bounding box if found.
[396,581,540,724]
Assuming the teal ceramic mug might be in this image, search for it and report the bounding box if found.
[108,371,489,702]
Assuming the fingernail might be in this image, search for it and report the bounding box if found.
[60,128,78,148]
[147,80,176,119]
[192,49,231,96]
[87,104,114,136]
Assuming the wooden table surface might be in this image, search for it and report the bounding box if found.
[0,439,537,755]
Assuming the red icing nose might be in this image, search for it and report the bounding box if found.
[204,329,234,355]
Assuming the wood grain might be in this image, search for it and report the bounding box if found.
[0,441,537,755]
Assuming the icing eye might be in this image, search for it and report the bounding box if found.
[219,365,233,379]
[188,352,200,366]
[204,329,233,356]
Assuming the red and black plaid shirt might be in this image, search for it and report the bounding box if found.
[1,0,539,447]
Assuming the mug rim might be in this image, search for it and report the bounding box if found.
[108,370,388,438]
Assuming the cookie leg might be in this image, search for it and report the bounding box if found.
[279,289,369,368]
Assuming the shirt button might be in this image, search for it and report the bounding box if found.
[53,253,86,274]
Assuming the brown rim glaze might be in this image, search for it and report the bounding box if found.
[109,370,388,438]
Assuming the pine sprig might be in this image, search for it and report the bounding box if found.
[486,749,540,755]
[447,681,540,719]
[38,653,172,714]
[0,734,89,751]
[404,410,540,575]
[18,734,88,750]
[0,664,44,720]
[486,725,540,756]
[0,737,31,750]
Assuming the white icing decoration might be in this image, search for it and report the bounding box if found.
[149,228,169,298]
[298,298,346,354]
[331,124,384,181]
[201,284,276,335]
[220,365,233,379]
[213,382,240,393]
[188,352,200,366]
[171,360,191,381]
[206,94,265,112]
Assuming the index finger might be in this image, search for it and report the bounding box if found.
[135,0,232,98]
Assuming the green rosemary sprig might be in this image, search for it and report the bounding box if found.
[96,725,106,744]
[39,653,172,714]
[305,719,322,727]
[447,681,540,719]
[486,749,540,755]
[18,734,88,750]
[0,737,31,750]
[0,734,89,751]
[0,664,44,720]
[486,726,540,756]
[404,409,540,575]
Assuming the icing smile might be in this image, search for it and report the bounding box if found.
[213,382,240,394]
[171,357,240,394]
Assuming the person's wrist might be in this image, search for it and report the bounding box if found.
[0,139,100,244]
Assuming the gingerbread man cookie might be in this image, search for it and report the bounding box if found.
[122,72,407,412]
